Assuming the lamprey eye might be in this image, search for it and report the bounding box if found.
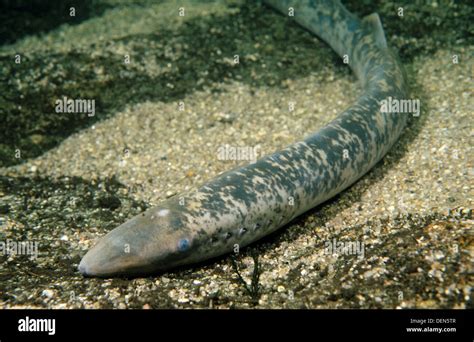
[178,238,190,252]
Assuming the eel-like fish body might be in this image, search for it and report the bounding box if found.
[79,0,408,277]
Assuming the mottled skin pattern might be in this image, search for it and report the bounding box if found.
[79,0,408,277]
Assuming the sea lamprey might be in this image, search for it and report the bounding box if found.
[79,0,408,277]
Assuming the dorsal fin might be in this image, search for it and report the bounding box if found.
[363,13,387,49]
